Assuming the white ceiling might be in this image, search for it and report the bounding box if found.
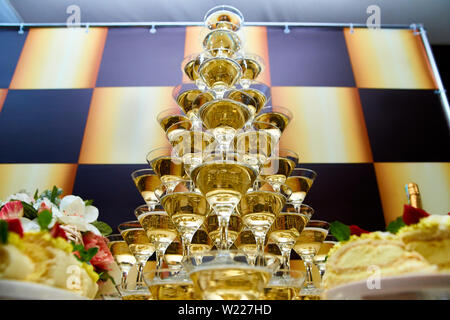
[1,0,450,44]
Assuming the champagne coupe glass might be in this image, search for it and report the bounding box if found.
[204,5,244,32]
[225,89,258,120]
[235,81,271,117]
[265,240,283,267]
[236,53,265,89]
[263,269,305,300]
[313,234,337,280]
[190,224,213,259]
[164,236,184,271]
[181,53,207,90]
[202,28,242,56]
[172,83,214,123]
[234,227,258,265]
[131,169,162,210]
[144,268,197,300]
[184,250,276,300]
[197,49,242,98]
[165,120,193,146]
[206,211,242,250]
[260,149,299,192]
[159,179,210,261]
[156,107,191,142]
[285,168,317,208]
[237,180,289,265]
[191,151,257,251]
[134,205,178,273]
[199,99,252,152]
[294,220,330,295]
[106,234,137,291]
[235,122,280,172]
[170,128,217,177]
[146,146,187,193]
[268,203,314,276]
[118,220,155,291]
[254,105,293,135]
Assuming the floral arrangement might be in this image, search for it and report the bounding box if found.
[0,186,115,283]
[329,205,450,242]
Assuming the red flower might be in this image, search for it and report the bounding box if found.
[7,219,24,237]
[0,201,24,220]
[49,223,68,240]
[403,204,430,225]
[37,201,52,215]
[82,232,114,271]
[349,225,370,236]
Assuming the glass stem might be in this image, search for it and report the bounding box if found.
[255,235,265,266]
[303,256,315,289]
[182,233,193,260]
[120,269,130,290]
[281,248,291,274]
[218,215,230,251]
[156,248,165,272]
[136,262,145,285]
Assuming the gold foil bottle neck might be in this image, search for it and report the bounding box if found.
[406,182,422,209]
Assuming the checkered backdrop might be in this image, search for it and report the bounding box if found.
[0,26,449,232]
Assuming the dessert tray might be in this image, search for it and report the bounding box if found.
[324,274,450,300]
[0,279,89,300]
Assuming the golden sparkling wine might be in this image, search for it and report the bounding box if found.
[263,286,297,300]
[190,226,213,254]
[150,156,187,184]
[176,89,214,118]
[264,242,283,266]
[133,174,161,205]
[227,90,258,115]
[200,99,251,132]
[294,227,328,256]
[238,58,262,81]
[235,229,257,261]
[161,192,209,234]
[190,266,271,300]
[121,228,155,261]
[285,176,314,204]
[206,10,242,31]
[242,88,267,115]
[183,58,198,81]
[269,213,309,245]
[192,162,257,212]
[235,131,274,169]
[108,240,136,268]
[261,157,296,186]
[138,212,178,250]
[149,282,197,300]
[159,114,189,133]
[254,111,290,133]
[198,58,241,89]
[207,214,242,248]
[121,294,152,300]
[238,191,284,237]
[164,238,184,266]
[203,29,241,55]
[313,241,336,264]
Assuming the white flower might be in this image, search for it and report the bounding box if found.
[58,195,101,235]
[6,192,34,204]
[20,217,40,232]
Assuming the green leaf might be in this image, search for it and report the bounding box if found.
[84,247,99,262]
[386,217,406,234]
[22,201,38,219]
[330,221,351,242]
[0,220,8,244]
[91,221,112,236]
[33,189,39,201]
[84,199,94,207]
[72,242,99,263]
[37,210,52,230]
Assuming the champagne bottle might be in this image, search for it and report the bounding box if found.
[405,183,422,209]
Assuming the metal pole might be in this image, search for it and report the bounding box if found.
[419,26,450,131]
